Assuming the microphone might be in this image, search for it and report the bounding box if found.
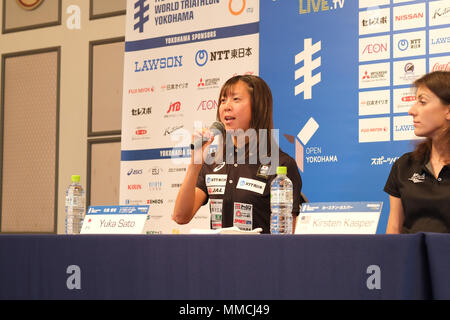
[190,121,225,150]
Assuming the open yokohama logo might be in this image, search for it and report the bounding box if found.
[16,0,43,10]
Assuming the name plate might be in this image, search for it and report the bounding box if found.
[81,205,149,234]
[295,202,383,234]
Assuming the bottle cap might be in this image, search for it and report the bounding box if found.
[276,166,287,175]
[71,175,81,182]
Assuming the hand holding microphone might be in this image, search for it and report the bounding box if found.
[190,121,225,165]
[190,121,225,150]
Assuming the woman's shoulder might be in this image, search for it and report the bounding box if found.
[277,149,300,171]
[278,148,295,162]
[395,152,417,165]
[390,152,425,174]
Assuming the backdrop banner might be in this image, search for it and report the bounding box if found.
[121,0,449,234]
[260,0,449,233]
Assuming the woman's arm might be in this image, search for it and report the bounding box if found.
[172,131,214,225]
[385,195,405,234]
[172,164,207,224]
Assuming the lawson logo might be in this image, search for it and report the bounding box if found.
[134,56,183,72]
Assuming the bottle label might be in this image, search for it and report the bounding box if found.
[65,195,85,209]
[270,190,292,204]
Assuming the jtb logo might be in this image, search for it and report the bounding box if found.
[295,38,321,100]
[167,102,181,113]
[134,0,149,33]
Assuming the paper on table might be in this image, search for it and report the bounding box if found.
[189,226,263,234]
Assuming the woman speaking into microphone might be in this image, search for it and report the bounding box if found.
[172,75,303,234]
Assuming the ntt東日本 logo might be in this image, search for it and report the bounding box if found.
[195,50,208,67]
[393,31,426,58]
[196,48,252,67]
[295,38,321,100]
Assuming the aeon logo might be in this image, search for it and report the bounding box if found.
[195,50,208,67]
[229,0,246,15]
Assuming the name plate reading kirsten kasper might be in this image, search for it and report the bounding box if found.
[81,205,149,234]
[295,202,382,234]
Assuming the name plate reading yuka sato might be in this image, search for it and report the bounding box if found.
[81,205,149,234]
[295,202,383,234]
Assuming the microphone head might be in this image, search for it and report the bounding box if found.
[210,121,225,135]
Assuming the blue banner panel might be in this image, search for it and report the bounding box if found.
[260,0,450,233]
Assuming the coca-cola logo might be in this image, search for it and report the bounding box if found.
[431,62,450,71]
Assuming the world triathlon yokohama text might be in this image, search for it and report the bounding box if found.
[154,0,221,26]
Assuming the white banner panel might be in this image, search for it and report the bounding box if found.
[120,0,259,234]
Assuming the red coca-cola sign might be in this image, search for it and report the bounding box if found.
[432,62,450,71]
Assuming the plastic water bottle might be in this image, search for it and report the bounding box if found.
[270,166,293,234]
[65,175,85,234]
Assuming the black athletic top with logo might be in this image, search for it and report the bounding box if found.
[384,152,450,233]
[196,147,303,234]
